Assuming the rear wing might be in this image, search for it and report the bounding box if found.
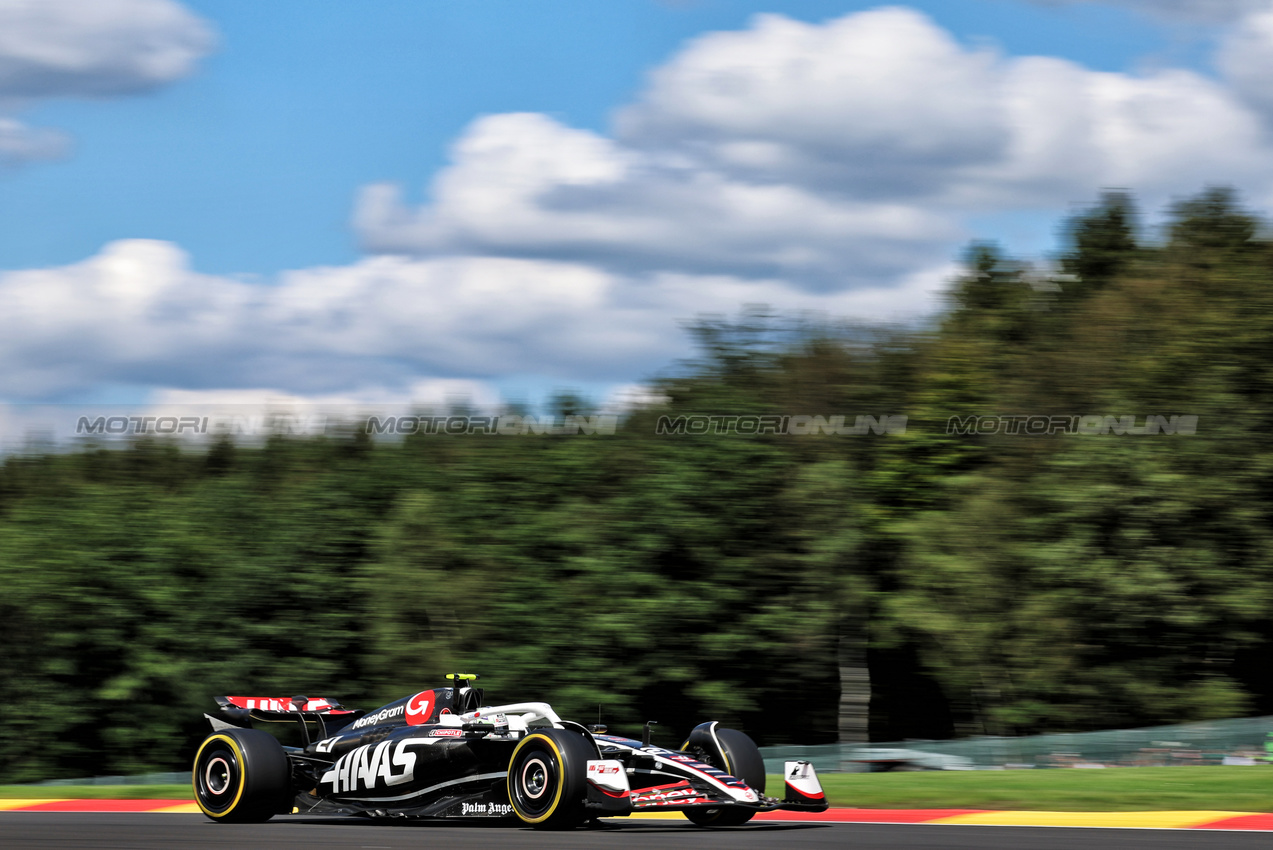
[217,695,353,715]
[208,695,361,744]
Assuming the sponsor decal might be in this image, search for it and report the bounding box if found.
[405,691,435,726]
[630,780,714,808]
[784,760,825,801]
[591,736,750,791]
[351,704,406,730]
[588,764,622,776]
[459,801,514,817]
[226,696,336,712]
[430,728,462,738]
[586,759,630,798]
[320,740,423,794]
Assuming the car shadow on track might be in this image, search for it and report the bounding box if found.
[275,816,829,833]
[588,823,829,835]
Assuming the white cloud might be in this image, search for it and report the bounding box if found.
[600,383,671,414]
[0,238,950,403]
[1029,0,1268,23]
[356,7,1273,291]
[0,0,214,171]
[148,380,506,418]
[355,11,990,286]
[0,380,512,452]
[0,116,69,166]
[614,7,1272,209]
[8,5,1273,406]
[0,0,215,100]
[1218,3,1273,120]
[954,57,1270,209]
[355,113,962,288]
[616,8,1008,195]
[0,240,614,397]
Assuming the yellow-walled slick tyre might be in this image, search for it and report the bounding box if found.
[193,728,291,823]
[683,727,765,827]
[507,729,594,829]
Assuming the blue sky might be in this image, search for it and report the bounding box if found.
[0,0,1216,274]
[0,0,1271,419]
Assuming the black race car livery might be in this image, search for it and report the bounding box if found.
[192,674,827,829]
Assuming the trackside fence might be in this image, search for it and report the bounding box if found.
[759,715,1273,773]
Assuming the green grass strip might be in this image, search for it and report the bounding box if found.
[784,766,1273,812]
[0,785,192,800]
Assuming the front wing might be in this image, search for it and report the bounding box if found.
[584,754,828,817]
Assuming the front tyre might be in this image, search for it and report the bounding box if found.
[684,727,765,827]
[507,728,594,829]
[193,729,291,823]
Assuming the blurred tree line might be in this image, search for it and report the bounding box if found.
[2,187,1273,780]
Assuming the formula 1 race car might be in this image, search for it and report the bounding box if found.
[192,674,827,829]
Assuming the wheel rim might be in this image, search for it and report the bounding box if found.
[521,757,549,800]
[206,757,232,795]
[195,744,240,814]
[511,744,559,818]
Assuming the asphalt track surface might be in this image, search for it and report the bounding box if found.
[3,814,1272,850]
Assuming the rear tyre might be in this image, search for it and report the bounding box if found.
[684,727,765,827]
[193,729,291,823]
[507,728,594,829]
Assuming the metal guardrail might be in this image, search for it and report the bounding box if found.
[760,715,1273,773]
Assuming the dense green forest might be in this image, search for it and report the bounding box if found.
[3,188,1273,781]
